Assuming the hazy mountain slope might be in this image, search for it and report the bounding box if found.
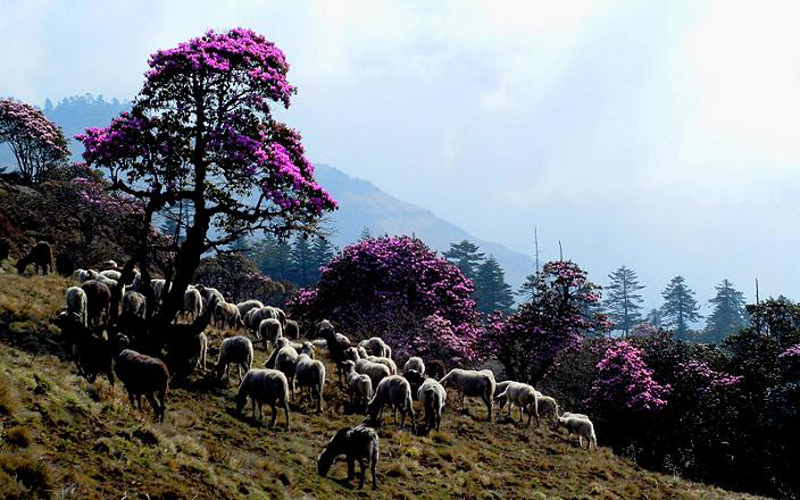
[316,164,534,290]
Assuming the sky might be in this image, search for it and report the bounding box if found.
[2,0,799,314]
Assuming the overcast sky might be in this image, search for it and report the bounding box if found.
[2,0,799,312]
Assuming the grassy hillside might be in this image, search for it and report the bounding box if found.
[0,269,765,499]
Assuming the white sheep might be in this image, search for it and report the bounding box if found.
[215,300,243,329]
[366,375,416,431]
[366,355,397,375]
[295,343,326,412]
[264,340,299,400]
[95,274,118,291]
[496,382,539,427]
[561,411,590,421]
[236,299,264,320]
[246,306,277,332]
[494,380,515,415]
[355,358,391,389]
[75,268,98,283]
[65,286,88,329]
[183,287,203,321]
[215,335,254,382]
[403,357,425,375]
[417,377,447,431]
[258,318,283,350]
[439,368,496,421]
[359,337,392,359]
[99,269,121,281]
[235,368,291,430]
[122,289,147,320]
[535,393,560,426]
[557,415,597,450]
[318,425,380,490]
[341,360,373,412]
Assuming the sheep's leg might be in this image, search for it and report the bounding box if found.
[371,449,378,490]
[146,393,160,421]
[579,436,584,449]
[283,400,291,431]
[269,403,278,428]
[251,399,257,421]
[357,458,366,489]
[485,396,492,422]
[347,456,356,483]
[127,391,136,409]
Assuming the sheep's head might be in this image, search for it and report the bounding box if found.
[343,347,359,362]
[15,258,26,274]
[403,370,424,397]
[341,360,356,373]
[317,427,349,477]
[318,320,334,337]
[301,342,315,358]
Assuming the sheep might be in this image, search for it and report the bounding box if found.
[15,241,54,275]
[318,425,379,490]
[263,339,299,399]
[99,269,122,281]
[122,290,147,320]
[214,335,254,382]
[71,329,117,385]
[494,380,515,415]
[359,337,392,359]
[311,338,327,349]
[150,279,169,310]
[236,299,264,320]
[439,368,496,421]
[76,268,98,283]
[561,411,590,421]
[366,375,416,432]
[101,259,119,271]
[81,280,111,326]
[495,382,539,427]
[557,415,597,450]
[417,377,447,431]
[366,355,397,375]
[284,319,300,339]
[258,318,283,350]
[55,253,74,277]
[115,349,170,422]
[404,357,425,375]
[317,320,352,383]
[95,274,118,291]
[65,286,88,329]
[195,284,224,308]
[183,287,203,322]
[295,343,326,412]
[235,368,291,430]
[355,358,391,390]
[272,307,287,328]
[535,393,560,426]
[402,369,426,401]
[215,300,244,329]
[341,360,373,412]
[246,306,277,333]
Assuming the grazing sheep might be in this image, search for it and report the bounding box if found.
[162,295,218,378]
[366,375,416,431]
[258,318,283,350]
[272,307,287,328]
[215,300,244,329]
[99,269,122,281]
[16,241,54,275]
[417,377,447,431]
[557,415,597,450]
[343,347,360,362]
[494,380,515,415]
[439,368,496,421]
[235,368,291,429]
[318,320,352,383]
[355,358,392,389]
[122,290,147,320]
[183,287,203,322]
[318,425,379,490]
[284,319,300,339]
[76,268,99,283]
[495,382,539,427]
[404,357,425,375]
[55,253,74,277]
[342,360,373,412]
[561,411,590,421]
[195,285,224,308]
[366,355,397,375]
[247,306,278,332]
[263,339,299,399]
[295,343,326,412]
[95,275,118,292]
[402,369,426,400]
[359,337,392,359]
[71,329,117,385]
[115,349,170,422]
[65,286,88,329]
[236,299,264,320]
[81,280,111,326]
[535,394,560,426]
[215,335,254,382]
[311,338,327,349]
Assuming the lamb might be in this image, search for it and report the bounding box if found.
[355,358,391,389]
[236,299,264,320]
[359,337,392,359]
[341,360,373,412]
[99,269,122,281]
[235,368,291,430]
[557,415,597,450]
[115,348,170,422]
[417,377,447,431]
[495,382,539,427]
[284,319,300,339]
[263,339,299,399]
[121,290,147,320]
[403,357,425,375]
[183,287,203,322]
[439,368,496,421]
[366,375,416,432]
[76,268,99,283]
[317,425,379,490]
[214,335,254,382]
[258,318,283,350]
[15,241,54,275]
[81,280,111,326]
[295,343,326,412]
[65,286,88,329]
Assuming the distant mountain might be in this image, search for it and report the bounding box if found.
[1,95,534,291]
[315,164,534,291]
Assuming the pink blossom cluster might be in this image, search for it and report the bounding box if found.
[778,343,800,359]
[71,169,144,217]
[591,340,670,412]
[0,99,68,154]
[678,360,742,394]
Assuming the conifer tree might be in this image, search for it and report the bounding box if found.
[474,255,515,314]
[443,240,485,281]
[603,265,645,337]
[310,236,336,282]
[703,279,748,343]
[290,236,314,286]
[660,276,701,340]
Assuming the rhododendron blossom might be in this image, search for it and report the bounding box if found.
[591,340,670,412]
[0,98,69,183]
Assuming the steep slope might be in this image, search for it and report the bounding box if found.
[0,270,765,499]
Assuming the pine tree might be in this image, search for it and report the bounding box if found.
[660,276,702,340]
[253,236,292,282]
[474,255,515,314]
[359,226,373,241]
[603,265,645,337]
[443,240,485,281]
[645,308,663,328]
[290,236,314,286]
[518,273,540,301]
[703,279,748,343]
[310,236,336,282]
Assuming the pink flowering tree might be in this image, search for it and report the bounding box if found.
[488,260,609,384]
[75,28,336,324]
[291,236,484,365]
[0,98,69,184]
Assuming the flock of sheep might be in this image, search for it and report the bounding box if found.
[19,250,598,491]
